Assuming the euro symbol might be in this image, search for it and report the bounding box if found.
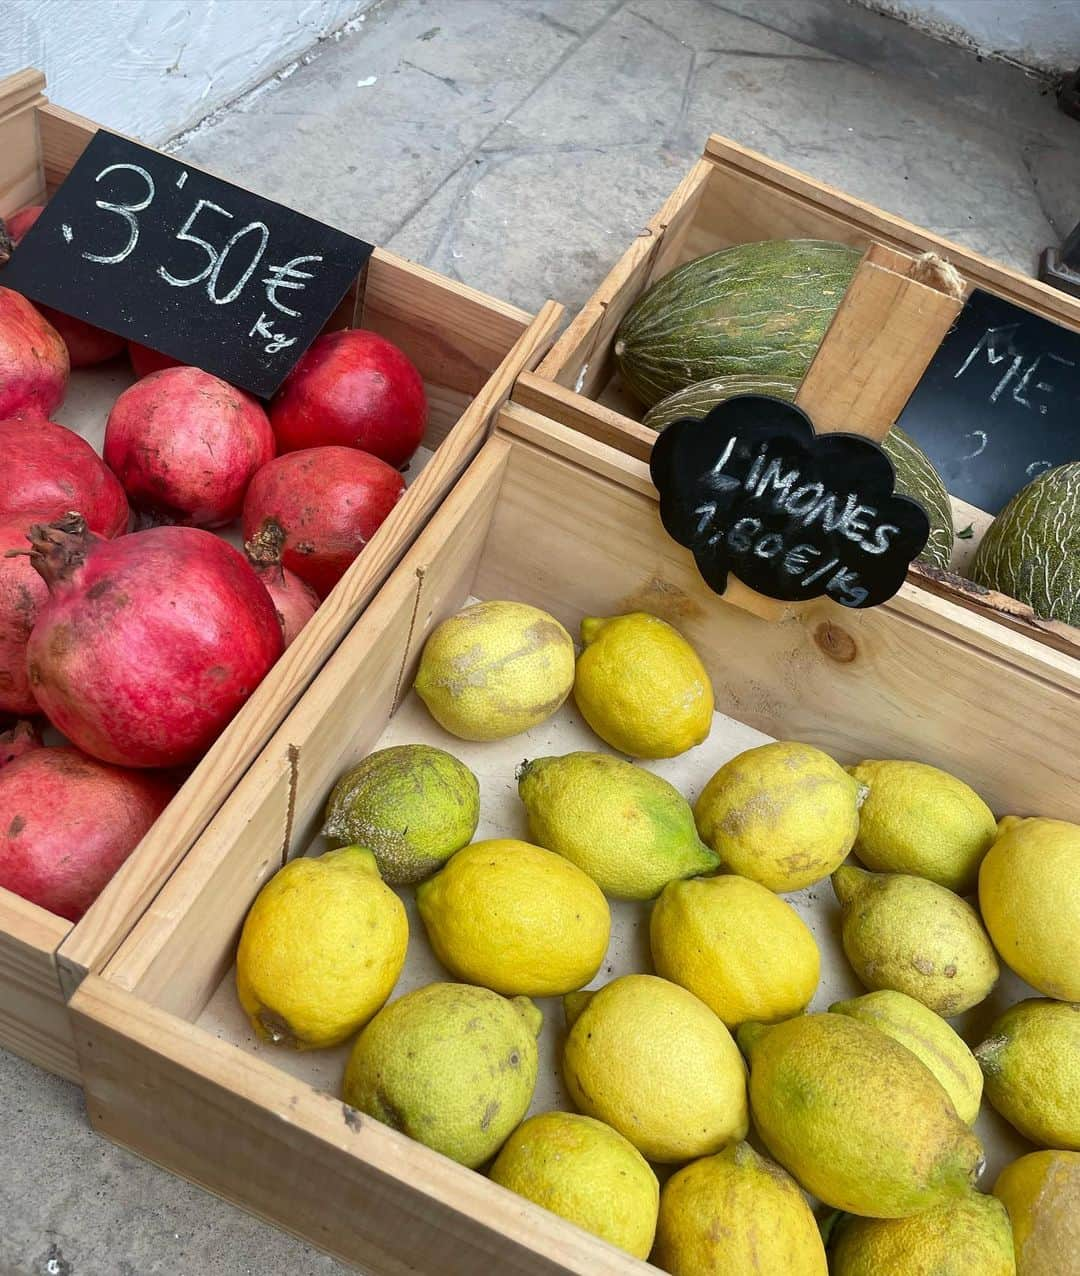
[262,254,323,317]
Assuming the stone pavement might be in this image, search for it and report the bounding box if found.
[2,1,1076,1272]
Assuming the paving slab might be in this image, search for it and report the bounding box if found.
[3,0,1078,1271]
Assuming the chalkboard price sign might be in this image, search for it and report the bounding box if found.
[0,130,373,397]
[650,396,930,610]
[898,288,1080,515]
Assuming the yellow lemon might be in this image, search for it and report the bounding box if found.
[737,1015,983,1217]
[561,974,748,1164]
[694,740,861,892]
[826,1192,1015,1276]
[236,847,407,1050]
[849,759,997,893]
[979,817,1080,1001]
[343,982,541,1168]
[994,1150,1080,1276]
[654,1142,827,1276]
[572,612,713,758]
[517,751,718,899]
[489,1112,658,1259]
[414,600,574,741]
[830,990,983,1124]
[832,865,998,1015]
[416,839,610,997]
[650,874,819,1027]
[975,1000,1080,1150]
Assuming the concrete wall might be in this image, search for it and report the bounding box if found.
[864,0,1080,72]
[4,1,374,144]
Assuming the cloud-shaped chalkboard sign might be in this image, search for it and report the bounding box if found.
[649,395,930,609]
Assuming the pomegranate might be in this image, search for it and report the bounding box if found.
[269,328,427,468]
[242,446,405,599]
[26,514,283,768]
[104,366,275,528]
[6,206,125,367]
[128,342,182,379]
[0,720,41,766]
[0,286,69,419]
[0,416,129,537]
[0,744,174,920]
[4,207,40,244]
[0,515,50,715]
[244,518,320,647]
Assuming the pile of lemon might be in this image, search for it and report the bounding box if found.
[235,600,1080,1275]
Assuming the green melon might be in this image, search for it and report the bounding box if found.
[971,463,1080,625]
[614,239,861,408]
[642,374,954,570]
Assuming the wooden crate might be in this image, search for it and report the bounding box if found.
[514,134,1080,657]
[0,69,561,1083]
[70,402,1080,1274]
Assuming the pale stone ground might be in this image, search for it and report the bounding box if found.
[1,1,1076,1272]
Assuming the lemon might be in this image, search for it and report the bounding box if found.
[322,744,479,884]
[827,1192,1015,1276]
[849,759,997,893]
[416,839,609,997]
[572,612,713,758]
[975,1000,1080,1150]
[832,865,998,1015]
[517,751,718,899]
[650,874,819,1027]
[343,982,541,1168]
[830,990,983,1124]
[489,1112,658,1259]
[413,600,574,741]
[235,847,407,1050]
[994,1150,1080,1276]
[694,741,861,892]
[654,1142,827,1276]
[737,1014,983,1217]
[979,817,1080,1001]
[562,974,748,1163]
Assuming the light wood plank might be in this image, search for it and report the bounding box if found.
[0,69,46,218]
[37,102,98,193]
[73,976,645,1276]
[0,893,78,1082]
[796,256,963,439]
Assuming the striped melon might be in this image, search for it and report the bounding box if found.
[614,239,860,407]
[642,375,955,571]
[972,463,1080,625]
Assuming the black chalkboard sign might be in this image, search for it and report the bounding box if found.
[650,396,930,609]
[898,288,1080,515]
[0,131,373,398]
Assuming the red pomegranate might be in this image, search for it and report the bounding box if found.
[242,446,405,598]
[269,329,427,468]
[26,514,283,768]
[0,286,69,419]
[0,720,42,766]
[104,366,275,527]
[6,206,125,367]
[128,342,182,379]
[0,515,50,715]
[4,207,41,244]
[0,416,129,537]
[0,743,174,920]
[244,518,320,647]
